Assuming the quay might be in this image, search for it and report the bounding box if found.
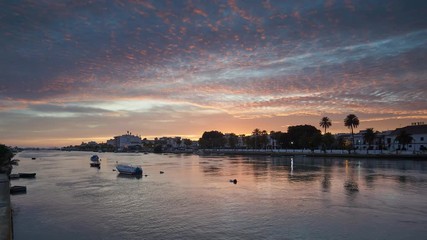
[199,149,427,160]
[0,174,12,240]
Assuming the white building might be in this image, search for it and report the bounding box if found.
[341,123,427,153]
[107,131,142,150]
[386,123,427,152]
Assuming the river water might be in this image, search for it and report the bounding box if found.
[10,151,427,239]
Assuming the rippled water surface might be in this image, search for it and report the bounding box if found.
[11,151,427,239]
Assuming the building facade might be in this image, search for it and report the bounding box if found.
[106,131,142,151]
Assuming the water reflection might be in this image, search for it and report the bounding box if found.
[321,174,331,192]
[11,151,427,240]
[198,155,427,195]
[116,173,142,180]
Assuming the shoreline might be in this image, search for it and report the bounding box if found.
[198,149,427,160]
[0,174,12,240]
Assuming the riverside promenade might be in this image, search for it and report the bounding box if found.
[0,174,12,240]
[199,148,427,160]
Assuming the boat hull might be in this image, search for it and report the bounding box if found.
[116,164,143,175]
[19,173,36,178]
[10,186,27,194]
[90,162,101,167]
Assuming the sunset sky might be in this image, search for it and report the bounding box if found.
[1,0,426,147]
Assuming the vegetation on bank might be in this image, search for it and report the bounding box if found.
[0,144,13,173]
[0,144,13,165]
[4,114,420,155]
[198,114,419,154]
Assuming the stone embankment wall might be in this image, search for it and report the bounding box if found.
[0,174,12,240]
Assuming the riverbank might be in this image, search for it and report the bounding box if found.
[199,149,427,160]
[0,174,12,240]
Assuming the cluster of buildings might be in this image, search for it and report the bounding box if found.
[79,122,427,154]
[351,122,427,153]
[105,131,196,152]
[220,122,427,153]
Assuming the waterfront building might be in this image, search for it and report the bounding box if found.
[335,123,427,154]
[157,137,181,149]
[386,123,427,153]
[106,131,142,151]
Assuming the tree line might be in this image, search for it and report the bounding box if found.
[199,114,414,153]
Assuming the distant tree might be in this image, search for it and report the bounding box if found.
[227,133,238,149]
[288,125,322,149]
[270,131,290,149]
[319,117,332,134]
[199,131,225,149]
[153,145,163,153]
[270,131,278,149]
[252,128,262,149]
[243,136,253,149]
[335,135,352,154]
[395,130,413,151]
[322,133,335,153]
[309,132,323,152]
[183,139,193,148]
[260,130,268,149]
[0,144,13,166]
[363,128,376,154]
[175,138,182,148]
[344,114,359,153]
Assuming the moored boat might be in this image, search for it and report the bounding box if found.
[90,161,101,167]
[116,163,143,175]
[90,155,101,167]
[19,173,36,178]
[10,185,27,194]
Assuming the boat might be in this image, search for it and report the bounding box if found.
[90,161,101,167]
[116,163,143,175]
[10,186,27,194]
[90,155,101,167]
[19,173,36,178]
[9,173,20,179]
[117,173,142,179]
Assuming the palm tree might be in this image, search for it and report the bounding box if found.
[319,117,332,134]
[252,128,261,149]
[395,130,413,151]
[344,114,359,153]
[261,130,268,149]
[363,128,376,154]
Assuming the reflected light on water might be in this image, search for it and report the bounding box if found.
[10,151,427,240]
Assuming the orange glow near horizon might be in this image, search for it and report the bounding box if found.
[1,1,426,147]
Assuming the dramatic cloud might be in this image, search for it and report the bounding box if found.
[0,0,426,146]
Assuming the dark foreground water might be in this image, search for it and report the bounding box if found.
[10,151,427,240]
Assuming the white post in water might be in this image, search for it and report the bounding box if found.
[290,157,294,175]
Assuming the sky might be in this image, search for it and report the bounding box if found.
[1,0,426,147]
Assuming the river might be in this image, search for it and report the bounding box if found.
[10,150,427,239]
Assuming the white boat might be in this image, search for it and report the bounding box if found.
[90,155,101,167]
[116,163,143,175]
